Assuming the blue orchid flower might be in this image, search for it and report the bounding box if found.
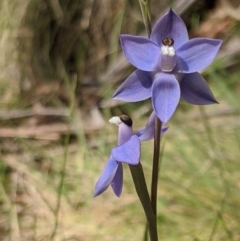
[94,113,168,197]
[113,9,222,123]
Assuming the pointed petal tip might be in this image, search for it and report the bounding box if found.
[210,99,219,105]
[93,183,108,197]
[93,189,101,197]
[180,72,219,105]
[115,192,121,198]
[161,126,169,134]
[214,100,219,105]
[111,164,123,197]
[197,97,219,105]
[93,188,121,198]
[93,157,119,198]
[111,187,122,197]
[151,6,189,49]
[112,94,122,101]
[167,8,175,15]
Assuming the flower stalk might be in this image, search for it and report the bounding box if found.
[129,164,158,241]
[151,117,162,216]
[137,0,162,237]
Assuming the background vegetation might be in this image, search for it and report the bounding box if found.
[0,0,240,240]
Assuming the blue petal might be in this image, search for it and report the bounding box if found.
[113,70,153,102]
[120,35,160,71]
[111,135,140,165]
[180,72,218,105]
[136,126,169,141]
[176,38,222,73]
[135,112,169,141]
[111,163,123,197]
[151,9,189,49]
[161,126,169,135]
[152,73,180,123]
[135,112,155,141]
[134,128,145,138]
[93,157,118,197]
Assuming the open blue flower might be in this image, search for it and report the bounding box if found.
[94,113,168,197]
[113,9,222,123]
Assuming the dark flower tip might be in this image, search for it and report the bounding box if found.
[119,115,133,127]
[162,37,174,46]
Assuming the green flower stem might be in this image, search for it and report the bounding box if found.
[129,164,158,241]
[137,0,162,239]
[151,117,162,216]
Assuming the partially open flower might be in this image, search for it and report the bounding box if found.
[93,113,168,197]
[113,9,222,123]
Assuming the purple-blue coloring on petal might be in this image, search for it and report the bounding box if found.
[111,135,140,165]
[135,112,169,141]
[137,112,155,141]
[113,70,153,102]
[151,9,189,49]
[118,122,133,145]
[120,35,160,71]
[111,163,123,197]
[175,38,222,73]
[180,72,218,105]
[152,73,180,123]
[93,157,119,197]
